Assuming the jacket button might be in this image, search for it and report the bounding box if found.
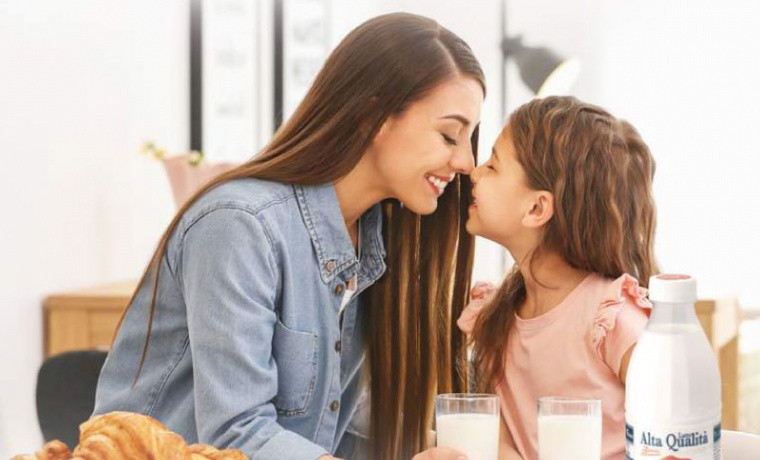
[330,400,340,412]
[334,340,342,352]
[325,260,336,272]
[335,284,345,295]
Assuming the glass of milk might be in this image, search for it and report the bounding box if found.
[537,397,602,460]
[436,393,500,460]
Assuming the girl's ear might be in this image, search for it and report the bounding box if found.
[522,191,554,228]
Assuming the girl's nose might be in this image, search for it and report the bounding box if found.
[470,164,483,184]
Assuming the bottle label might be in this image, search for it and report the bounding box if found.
[625,421,721,460]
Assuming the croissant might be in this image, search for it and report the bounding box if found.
[188,444,248,460]
[11,412,248,460]
[10,440,73,460]
[72,411,191,459]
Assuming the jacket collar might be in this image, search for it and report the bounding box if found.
[294,183,386,284]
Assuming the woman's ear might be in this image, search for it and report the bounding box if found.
[522,191,554,228]
[361,96,382,137]
[367,118,389,151]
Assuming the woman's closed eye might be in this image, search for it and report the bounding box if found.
[441,133,459,146]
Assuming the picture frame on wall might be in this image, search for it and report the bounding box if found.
[190,0,273,162]
[190,0,330,158]
[274,0,330,129]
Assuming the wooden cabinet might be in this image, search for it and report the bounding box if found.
[43,281,137,358]
[696,298,742,430]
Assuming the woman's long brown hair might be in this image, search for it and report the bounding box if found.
[472,96,659,393]
[118,13,485,459]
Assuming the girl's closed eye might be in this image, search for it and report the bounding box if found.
[486,156,497,171]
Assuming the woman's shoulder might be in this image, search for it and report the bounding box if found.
[173,179,299,245]
[189,179,297,216]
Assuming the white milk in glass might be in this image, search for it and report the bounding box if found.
[436,413,499,460]
[538,414,602,460]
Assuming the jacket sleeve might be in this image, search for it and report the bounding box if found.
[176,206,329,459]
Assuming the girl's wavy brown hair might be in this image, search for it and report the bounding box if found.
[472,96,659,392]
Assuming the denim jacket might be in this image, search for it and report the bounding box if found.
[93,179,386,459]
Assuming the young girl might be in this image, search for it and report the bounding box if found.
[458,96,658,460]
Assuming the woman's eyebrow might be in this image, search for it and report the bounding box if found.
[439,114,471,127]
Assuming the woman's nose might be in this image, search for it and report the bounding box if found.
[449,144,475,174]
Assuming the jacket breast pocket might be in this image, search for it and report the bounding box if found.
[272,319,318,416]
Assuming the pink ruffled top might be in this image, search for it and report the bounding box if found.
[458,274,651,460]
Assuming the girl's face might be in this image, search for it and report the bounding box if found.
[367,75,483,214]
[467,126,544,248]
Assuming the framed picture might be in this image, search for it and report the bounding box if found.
[274,0,330,128]
[190,0,329,158]
[190,0,273,162]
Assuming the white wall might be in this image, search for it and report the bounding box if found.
[601,0,760,309]
[0,1,188,456]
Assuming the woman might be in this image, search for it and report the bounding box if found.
[94,13,485,460]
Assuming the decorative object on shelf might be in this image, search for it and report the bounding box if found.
[141,142,236,208]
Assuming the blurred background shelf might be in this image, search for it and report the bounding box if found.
[43,281,137,358]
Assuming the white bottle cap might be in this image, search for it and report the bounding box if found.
[648,274,697,303]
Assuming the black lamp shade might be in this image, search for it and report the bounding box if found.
[502,36,580,96]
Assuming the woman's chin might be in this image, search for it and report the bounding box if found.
[409,202,438,215]
[394,193,438,215]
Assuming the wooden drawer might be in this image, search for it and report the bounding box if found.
[43,281,137,357]
[88,311,124,349]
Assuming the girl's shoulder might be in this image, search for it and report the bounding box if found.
[457,281,498,334]
[588,273,651,351]
[591,273,651,311]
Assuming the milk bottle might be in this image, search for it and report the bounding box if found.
[625,274,721,459]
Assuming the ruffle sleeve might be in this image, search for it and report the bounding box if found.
[457,281,497,334]
[590,274,651,377]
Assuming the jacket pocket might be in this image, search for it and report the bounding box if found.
[272,319,318,416]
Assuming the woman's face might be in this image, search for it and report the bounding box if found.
[367,75,484,214]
